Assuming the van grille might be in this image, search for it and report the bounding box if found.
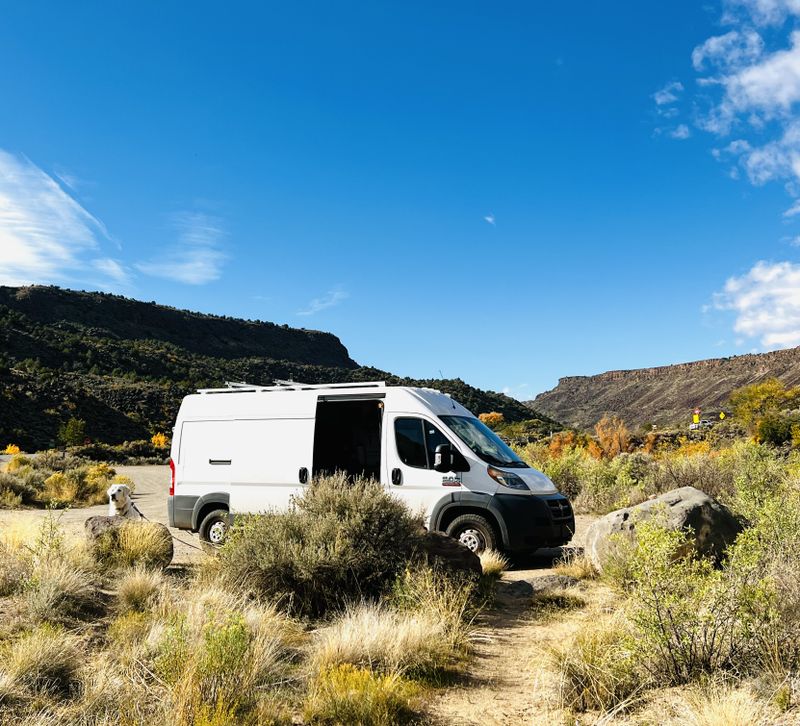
[546,497,573,522]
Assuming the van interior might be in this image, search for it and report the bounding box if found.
[312,399,383,480]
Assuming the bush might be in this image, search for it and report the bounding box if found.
[149,594,299,725]
[217,474,423,617]
[304,664,418,725]
[625,521,759,684]
[58,417,87,447]
[93,521,173,570]
[0,541,30,596]
[23,558,98,623]
[1,624,84,697]
[551,612,640,712]
[2,444,20,455]
[310,603,459,679]
[116,566,164,613]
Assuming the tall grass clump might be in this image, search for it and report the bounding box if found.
[217,473,423,617]
[310,603,458,679]
[551,611,640,713]
[304,664,418,725]
[93,520,173,570]
[116,565,164,613]
[478,549,508,579]
[0,624,84,698]
[148,592,300,725]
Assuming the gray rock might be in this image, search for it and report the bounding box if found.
[584,486,742,573]
[417,530,482,577]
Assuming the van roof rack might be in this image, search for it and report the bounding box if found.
[198,381,387,394]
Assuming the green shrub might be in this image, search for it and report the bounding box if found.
[218,474,423,617]
[304,664,418,725]
[625,521,759,684]
[58,417,87,446]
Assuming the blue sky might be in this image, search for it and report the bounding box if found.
[4,1,800,400]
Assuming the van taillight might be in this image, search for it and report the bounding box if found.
[169,458,175,496]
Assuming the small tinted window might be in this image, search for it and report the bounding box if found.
[395,418,427,468]
[395,418,456,470]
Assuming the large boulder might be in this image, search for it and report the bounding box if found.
[85,515,173,569]
[417,530,482,577]
[584,486,742,573]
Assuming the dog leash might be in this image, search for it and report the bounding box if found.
[129,502,207,554]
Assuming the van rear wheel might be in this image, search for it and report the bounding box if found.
[446,514,497,554]
[199,509,229,546]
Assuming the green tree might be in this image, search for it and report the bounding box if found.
[58,417,87,446]
[729,378,800,432]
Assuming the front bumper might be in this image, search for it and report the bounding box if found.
[489,493,575,553]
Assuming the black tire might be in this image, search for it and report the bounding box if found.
[445,514,498,554]
[199,509,229,546]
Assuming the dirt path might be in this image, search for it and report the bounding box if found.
[428,515,600,725]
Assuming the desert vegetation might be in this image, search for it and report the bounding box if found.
[0,453,134,510]
[0,474,490,724]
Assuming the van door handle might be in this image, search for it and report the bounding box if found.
[209,459,231,465]
[391,468,402,485]
[299,467,309,484]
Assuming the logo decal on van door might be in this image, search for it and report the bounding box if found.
[441,474,462,487]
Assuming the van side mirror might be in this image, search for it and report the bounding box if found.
[433,444,454,472]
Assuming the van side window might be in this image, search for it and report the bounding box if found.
[395,418,455,470]
[395,418,427,468]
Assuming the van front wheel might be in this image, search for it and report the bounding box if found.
[445,514,497,554]
[199,509,229,546]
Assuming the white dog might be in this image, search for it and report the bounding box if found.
[107,483,145,520]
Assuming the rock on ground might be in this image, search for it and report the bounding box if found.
[584,486,742,573]
[417,530,482,576]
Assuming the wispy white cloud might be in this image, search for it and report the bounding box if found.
[135,212,227,285]
[483,213,496,226]
[297,287,349,316]
[670,124,691,139]
[0,149,125,289]
[714,260,800,348]
[653,81,684,106]
[501,383,531,401]
[692,30,763,72]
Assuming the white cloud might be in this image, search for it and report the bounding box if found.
[501,383,531,401]
[653,81,684,106]
[692,30,763,72]
[483,213,496,226]
[297,287,349,316]
[135,212,227,285]
[670,124,691,139]
[91,258,129,283]
[0,149,124,288]
[726,0,800,26]
[715,260,800,348]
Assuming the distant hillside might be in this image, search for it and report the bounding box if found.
[0,286,551,449]
[529,348,800,430]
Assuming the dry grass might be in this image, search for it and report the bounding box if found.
[94,520,173,570]
[22,558,98,623]
[310,602,458,678]
[116,565,164,613]
[1,624,84,697]
[144,587,302,725]
[304,664,419,725]
[550,610,641,713]
[479,549,509,578]
[668,684,773,726]
[553,550,597,580]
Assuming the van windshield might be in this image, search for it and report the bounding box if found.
[439,416,528,468]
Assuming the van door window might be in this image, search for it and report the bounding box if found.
[395,418,458,470]
[395,418,427,468]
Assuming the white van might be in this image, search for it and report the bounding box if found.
[167,381,574,554]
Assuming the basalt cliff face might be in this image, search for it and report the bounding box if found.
[529,348,800,430]
[0,285,551,449]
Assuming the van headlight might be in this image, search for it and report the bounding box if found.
[487,466,529,490]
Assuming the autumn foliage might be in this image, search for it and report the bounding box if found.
[478,412,505,428]
[588,416,631,460]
